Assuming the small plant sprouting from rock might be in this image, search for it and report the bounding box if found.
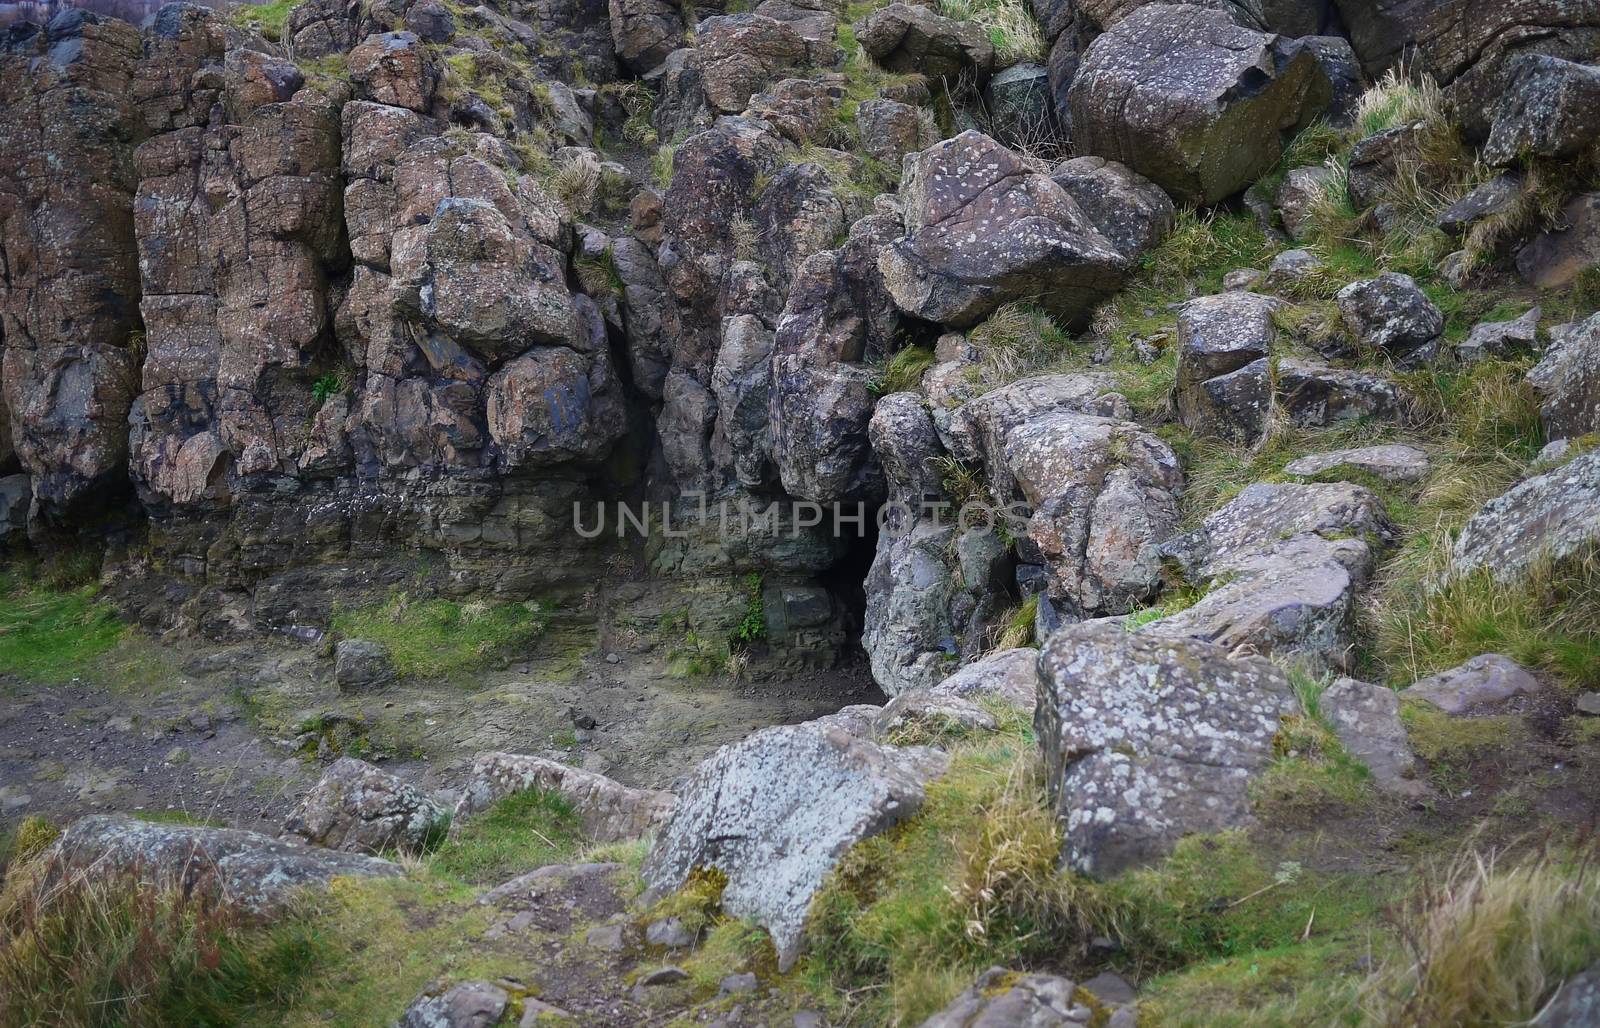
[311,370,350,406]
[731,573,766,647]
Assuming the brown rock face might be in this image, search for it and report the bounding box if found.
[0,11,144,522]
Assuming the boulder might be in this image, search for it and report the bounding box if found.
[1068,5,1330,205]
[873,646,1038,738]
[284,757,448,855]
[746,76,844,145]
[641,719,947,970]
[1264,247,1324,289]
[1335,273,1443,364]
[1283,443,1431,484]
[485,344,630,469]
[348,32,437,114]
[1458,305,1540,364]
[1453,449,1600,581]
[1345,123,1434,211]
[983,63,1058,148]
[1527,312,1600,441]
[1531,966,1600,1027]
[942,372,1131,493]
[1003,411,1182,617]
[1164,481,1394,581]
[880,131,1129,329]
[1174,292,1282,439]
[857,97,936,169]
[334,639,396,691]
[1298,34,1364,124]
[1049,156,1176,260]
[1275,358,1407,428]
[42,816,400,919]
[1518,192,1600,289]
[1402,653,1543,715]
[454,752,676,841]
[1037,624,1297,876]
[1482,55,1600,166]
[696,14,810,115]
[1437,173,1524,239]
[769,357,883,503]
[398,981,508,1028]
[856,3,996,82]
[1319,677,1427,797]
[919,967,1088,1026]
[609,0,685,74]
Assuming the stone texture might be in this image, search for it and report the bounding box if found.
[695,14,810,115]
[1174,292,1282,440]
[609,0,685,74]
[1049,156,1175,260]
[1482,54,1600,166]
[284,757,448,855]
[919,967,1089,1026]
[1037,624,1297,877]
[856,3,996,81]
[1459,306,1540,364]
[857,97,936,168]
[1453,450,1600,582]
[1438,174,1524,239]
[1518,193,1600,290]
[455,752,676,841]
[1335,273,1443,364]
[1068,5,1330,205]
[1320,677,1427,797]
[1282,444,1431,484]
[398,981,508,1028]
[1402,654,1544,714]
[42,815,399,918]
[641,718,947,970]
[880,131,1128,329]
[335,639,396,691]
[1276,165,1337,240]
[1527,312,1600,441]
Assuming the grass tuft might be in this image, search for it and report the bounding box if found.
[330,592,550,680]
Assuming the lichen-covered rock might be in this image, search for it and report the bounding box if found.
[485,344,629,469]
[880,131,1128,329]
[1003,411,1182,618]
[856,3,996,81]
[1068,5,1330,205]
[769,356,883,503]
[746,75,844,145]
[1037,623,1296,877]
[1335,273,1443,364]
[1275,357,1406,428]
[1453,449,1600,581]
[1438,173,1525,240]
[1402,653,1543,714]
[284,757,448,855]
[43,815,400,918]
[695,14,810,115]
[1283,444,1431,484]
[1164,481,1394,581]
[1458,305,1540,364]
[1174,292,1282,440]
[455,752,676,842]
[1527,311,1600,442]
[641,719,946,970]
[919,967,1089,1026]
[1049,156,1175,260]
[348,32,437,113]
[1320,677,1427,798]
[942,372,1130,493]
[857,97,935,169]
[397,980,508,1028]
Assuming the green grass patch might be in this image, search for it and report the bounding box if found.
[232,0,302,41]
[873,345,936,395]
[330,593,550,680]
[0,571,125,683]
[428,787,580,886]
[1139,939,1367,1027]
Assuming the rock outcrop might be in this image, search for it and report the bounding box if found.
[455,752,676,842]
[1453,450,1600,582]
[284,757,448,855]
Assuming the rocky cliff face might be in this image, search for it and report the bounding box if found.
[2,0,1599,694]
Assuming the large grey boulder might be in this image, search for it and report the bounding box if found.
[1402,653,1543,715]
[879,131,1129,329]
[642,719,947,970]
[1049,156,1176,260]
[1482,55,1600,167]
[1163,481,1394,581]
[855,3,996,82]
[454,752,676,842]
[873,646,1040,740]
[942,372,1131,493]
[1275,358,1407,428]
[1037,624,1297,877]
[1335,273,1443,365]
[695,14,811,115]
[1527,312,1600,442]
[1453,450,1600,582]
[769,356,883,503]
[284,757,448,855]
[609,0,685,75]
[1068,4,1330,205]
[1003,411,1183,618]
[42,816,400,918]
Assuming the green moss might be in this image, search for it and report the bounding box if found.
[1400,701,1528,767]
[232,0,303,40]
[330,593,550,680]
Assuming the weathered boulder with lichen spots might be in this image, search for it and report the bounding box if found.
[880,132,1128,329]
[1527,312,1600,442]
[856,3,995,81]
[1037,623,1297,877]
[919,967,1088,1027]
[42,815,400,918]
[696,14,811,115]
[455,752,676,842]
[397,980,509,1028]
[942,372,1131,493]
[641,718,947,970]
[1335,273,1443,365]
[284,757,448,855]
[1003,410,1182,618]
[609,0,685,75]
[1173,292,1283,441]
[1164,481,1395,581]
[1453,449,1600,582]
[1049,156,1176,261]
[1068,5,1330,205]
[348,32,438,113]
[1283,443,1431,484]
[1483,54,1600,166]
